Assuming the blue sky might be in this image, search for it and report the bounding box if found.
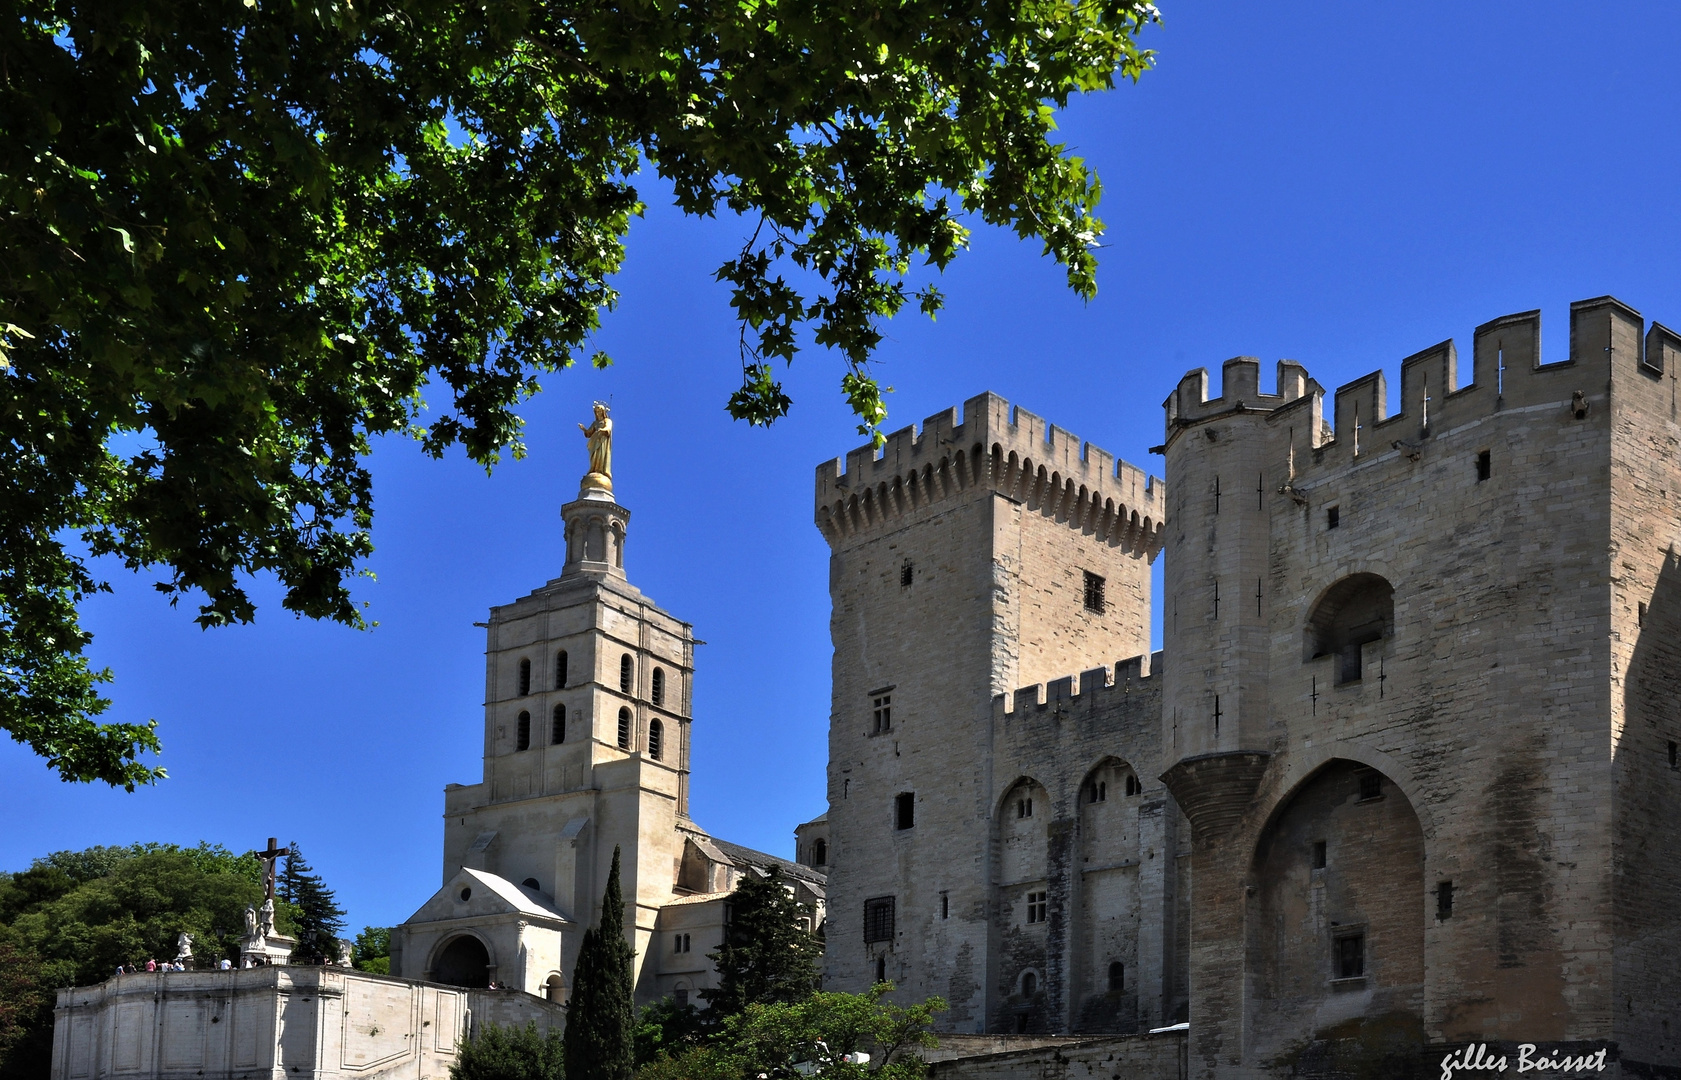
[6,2,1680,935]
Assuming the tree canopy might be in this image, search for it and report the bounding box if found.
[1,0,1158,785]
[277,841,346,963]
[564,845,635,1080]
[701,864,823,1018]
[0,841,272,1079]
[637,984,946,1080]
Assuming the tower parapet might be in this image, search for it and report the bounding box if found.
[815,391,1166,559]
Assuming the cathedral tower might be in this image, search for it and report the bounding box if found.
[393,416,699,1002]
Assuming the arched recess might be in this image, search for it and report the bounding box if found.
[993,777,1050,1034]
[544,972,567,1003]
[1073,758,1143,1033]
[1304,573,1394,683]
[431,933,493,988]
[1244,758,1425,1061]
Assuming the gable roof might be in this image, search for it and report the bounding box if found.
[400,867,574,929]
[708,837,827,887]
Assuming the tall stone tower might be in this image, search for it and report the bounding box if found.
[813,392,1168,1030]
[1158,298,1681,1074]
[393,425,700,1002]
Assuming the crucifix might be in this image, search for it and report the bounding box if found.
[258,837,291,902]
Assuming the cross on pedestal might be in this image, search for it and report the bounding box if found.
[258,837,291,902]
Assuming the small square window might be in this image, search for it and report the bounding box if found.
[1476,450,1491,482]
[1335,933,1365,979]
[863,896,896,943]
[1083,571,1107,614]
[1326,506,1341,530]
[1026,891,1048,924]
[1358,771,1383,801]
[895,792,915,830]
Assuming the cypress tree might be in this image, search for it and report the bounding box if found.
[278,841,346,964]
[700,864,821,1018]
[563,846,634,1080]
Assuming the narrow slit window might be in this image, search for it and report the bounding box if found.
[551,704,566,745]
[940,892,949,919]
[814,839,827,866]
[620,653,633,694]
[1437,880,1454,918]
[1108,961,1124,992]
[617,707,632,750]
[649,719,664,761]
[1476,450,1491,482]
[516,711,531,751]
[1639,603,1647,628]
[1670,740,1677,769]
[518,658,532,697]
[555,650,568,689]
[652,667,666,707]
[900,560,914,588]
[1312,840,1327,869]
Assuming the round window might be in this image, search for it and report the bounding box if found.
[459,887,472,902]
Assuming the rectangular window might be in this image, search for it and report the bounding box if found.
[1670,740,1677,770]
[1026,891,1048,924]
[900,560,914,588]
[1334,933,1365,979]
[1083,571,1107,614]
[871,693,893,734]
[1437,881,1454,919]
[1358,771,1383,801]
[1311,841,1327,870]
[1326,505,1341,530]
[1016,797,1034,819]
[895,792,915,830]
[1639,602,1648,627]
[940,892,949,920]
[863,896,896,943]
[1476,449,1491,482]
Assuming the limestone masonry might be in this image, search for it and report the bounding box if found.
[813,297,1681,1076]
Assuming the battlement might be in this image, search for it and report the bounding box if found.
[1162,297,1681,465]
[992,651,1163,719]
[814,391,1165,556]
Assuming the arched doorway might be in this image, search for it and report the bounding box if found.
[1245,759,1425,1060]
[433,935,491,988]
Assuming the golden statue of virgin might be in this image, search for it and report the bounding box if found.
[579,402,613,493]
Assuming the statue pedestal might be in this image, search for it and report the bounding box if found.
[240,932,296,968]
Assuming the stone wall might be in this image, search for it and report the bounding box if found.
[925,1029,1186,1079]
[50,967,563,1080]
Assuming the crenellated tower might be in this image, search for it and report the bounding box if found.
[814,391,1172,1032]
[1157,297,1681,1077]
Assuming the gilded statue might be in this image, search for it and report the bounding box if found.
[579,402,613,493]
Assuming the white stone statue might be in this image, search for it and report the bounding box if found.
[175,932,193,961]
[259,898,276,938]
[243,906,258,937]
[336,939,354,967]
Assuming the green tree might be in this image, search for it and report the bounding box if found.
[0,842,269,1079]
[448,1021,564,1080]
[701,865,822,1018]
[565,846,635,1080]
[637,984,945,1080]
[277,842,346,963]
[632,995,708,1068]
[0,0,1159,786]
[353,925,391,974]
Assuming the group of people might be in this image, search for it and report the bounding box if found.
[115,957,240,974]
